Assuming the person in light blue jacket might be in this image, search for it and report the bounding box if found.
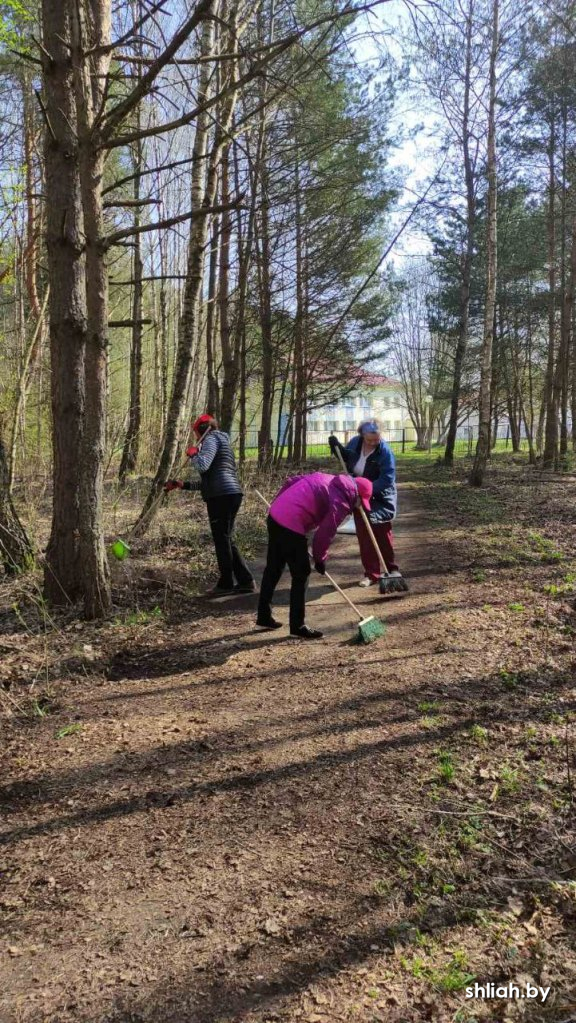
[329,419,407,589]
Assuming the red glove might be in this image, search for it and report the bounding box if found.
[186,445,199,458]
[164,479,183,492]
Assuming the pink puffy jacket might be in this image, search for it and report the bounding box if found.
[269,472,358,563]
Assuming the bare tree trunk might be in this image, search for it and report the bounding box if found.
[218,143,234,432]
[256,5,275,468]
[562,212,576,455]
[238,326,247,464]
[158,233,169,432]
[132,15,214,538]
[9,289,49,490]
[558,106,570,462]
[119,116,144,483]
[42,0,86,605]
[445,0,476,466]
[257,137,274,467]
[205,217,221,416]
[72,0,112,617]
[132,7,240,535]
[470,0,498,487]
[22,73,41,322]
[0,429,33,576]
[542,125,558,466]
[220,134,258,434]
[292,150,305,463]
[489,308,501,450]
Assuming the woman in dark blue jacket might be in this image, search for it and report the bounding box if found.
[329,419,406,588]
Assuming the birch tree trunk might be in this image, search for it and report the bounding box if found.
[292,149,305,463]
[445,0,476,466]
[470,0,499,487]
[119,97,144,483]
[541,123,557,464]
[205,217,221,416]
[218,143,234,432]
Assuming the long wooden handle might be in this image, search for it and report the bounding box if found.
[333,445,389,577]
[254,488,365,622]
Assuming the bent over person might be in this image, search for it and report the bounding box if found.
[164,414,255,597]
[257,471,373,640]
[329,419,406,589]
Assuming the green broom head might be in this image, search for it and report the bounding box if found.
[356,615,386,644]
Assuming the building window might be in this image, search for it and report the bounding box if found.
[309,421,320,432]
[343,420,356,431]
[324,420,338,432]
[383,421,391,432]
[394,420,402,431]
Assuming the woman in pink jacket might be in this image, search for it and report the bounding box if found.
[257,472,373,640]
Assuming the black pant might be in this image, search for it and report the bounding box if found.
[258,516,310,630]
[206,493,253,588]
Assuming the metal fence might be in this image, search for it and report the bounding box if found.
[230,425,530,459]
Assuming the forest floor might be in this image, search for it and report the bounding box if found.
[1,454,576,1023]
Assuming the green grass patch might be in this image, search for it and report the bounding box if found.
[55,723,83,739]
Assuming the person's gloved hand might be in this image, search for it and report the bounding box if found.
[186,445,199,458]
[328,434,339,453]
[164,479,183,492]
[314,560,326,575]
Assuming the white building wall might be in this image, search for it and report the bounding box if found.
[307,386,411,443]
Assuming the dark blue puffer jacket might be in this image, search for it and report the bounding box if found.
[184,430,243,501]
[334,435,397,523]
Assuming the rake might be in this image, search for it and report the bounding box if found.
[254,489,385,644]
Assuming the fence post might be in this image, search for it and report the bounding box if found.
[505,426,509,448]
[468,428,473,455]
[402,428,406,453]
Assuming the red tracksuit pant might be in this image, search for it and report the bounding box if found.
[353,510,399,579]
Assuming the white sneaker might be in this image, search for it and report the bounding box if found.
[358,577,376,587]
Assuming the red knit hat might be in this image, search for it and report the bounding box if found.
[192,413,215,437]
[355,477,373,512]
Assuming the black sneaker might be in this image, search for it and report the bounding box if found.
[256,616,283,630]
[205,585,236,597]
[290,625,323,640]
[234,581,257,594]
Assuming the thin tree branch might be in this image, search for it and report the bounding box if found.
[104,197,244,247]
[99,0,215,140]
[101,0,392,147]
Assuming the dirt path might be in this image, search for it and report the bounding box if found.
[2,477,575,1023]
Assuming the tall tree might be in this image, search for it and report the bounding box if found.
[470,0,499,487]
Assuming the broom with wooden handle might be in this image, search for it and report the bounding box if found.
[332,446,408,595]
[254,489,385,644]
